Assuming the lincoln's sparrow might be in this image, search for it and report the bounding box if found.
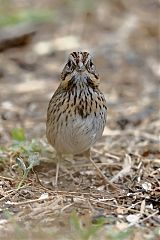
[46,51,116,188]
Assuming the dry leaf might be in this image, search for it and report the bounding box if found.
[142,182,152,191]
[111,154,132,182]
[140,199,146,216]
[39,193,49,200]
[126,214,140,224]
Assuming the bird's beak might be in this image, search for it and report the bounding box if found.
[77,62,85,72]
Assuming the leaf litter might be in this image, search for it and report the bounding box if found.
[0,0,159,239]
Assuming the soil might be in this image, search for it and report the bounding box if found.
[0,0,159,239]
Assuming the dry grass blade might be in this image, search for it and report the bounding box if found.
[111,154,132,183]
[0,0,159,239]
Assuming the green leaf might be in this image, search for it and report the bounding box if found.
[16,157,27,172]
[28,152,40,170]
[70,212,104,240]
[107,227,133,240]
[11,128,26,142]
[70,211,82,233]
[0,9,54,27]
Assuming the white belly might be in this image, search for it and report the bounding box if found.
[54,112,105,154]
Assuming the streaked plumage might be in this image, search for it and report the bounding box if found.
[46,51,117,189]
[46,51,107,155]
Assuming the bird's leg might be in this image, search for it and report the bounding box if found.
[83,149,119,190]
[54,153,61,187]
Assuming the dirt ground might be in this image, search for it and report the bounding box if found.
[0,0,159,239]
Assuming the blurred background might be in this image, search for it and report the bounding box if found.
[0,0,159,147]
[0,1,159,238]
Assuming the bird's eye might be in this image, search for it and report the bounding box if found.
[67,60,76,73]
[87,60,95,71]
[90,61,93,67]
[68,60,72,68]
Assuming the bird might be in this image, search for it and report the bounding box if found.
[46,51,116,189]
